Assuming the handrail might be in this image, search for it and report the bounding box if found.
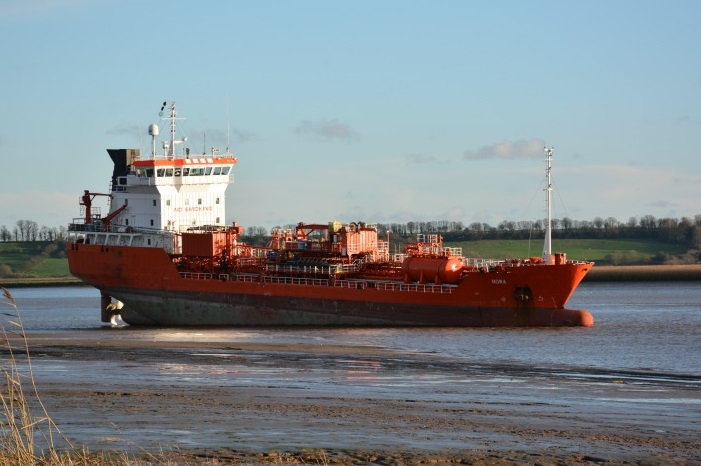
[264,261,360,275]
[178,272,456,294]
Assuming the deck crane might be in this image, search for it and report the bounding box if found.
[80,190,128,230]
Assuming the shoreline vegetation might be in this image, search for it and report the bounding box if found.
[585,264,701,281]
[1,264,700,288]
[0,276,83,287]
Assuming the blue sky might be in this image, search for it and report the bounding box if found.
[1,0,699,231]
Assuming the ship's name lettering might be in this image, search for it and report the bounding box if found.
[172,206,213,213]
[491,279,507,284]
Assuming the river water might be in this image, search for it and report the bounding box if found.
[7,282,701,377]
[3,282,701,459]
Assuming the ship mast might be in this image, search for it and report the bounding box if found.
[541,147,554,263]
[169,103,177,158]
[160,101,187,158]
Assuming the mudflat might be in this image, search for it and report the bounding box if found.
[13,330,700,465]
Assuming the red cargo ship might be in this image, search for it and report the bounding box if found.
[67,102,593,327]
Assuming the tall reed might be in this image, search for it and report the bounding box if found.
[0,287,132,465]
[1,287,68,463]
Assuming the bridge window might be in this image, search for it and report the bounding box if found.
[221,166,230,175]
[183,168,190,176]
[205,167,212,175]
[174,168,181,176]
[157,169,165,177]
[165,168,173,176]
[213,167,222,175]
[146,169,154,177]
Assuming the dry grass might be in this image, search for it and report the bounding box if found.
[0,286,136,465]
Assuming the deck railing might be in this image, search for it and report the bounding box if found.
[178,272,456,294]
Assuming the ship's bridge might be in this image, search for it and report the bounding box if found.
[106,151,237,234]
[125,156,236,188]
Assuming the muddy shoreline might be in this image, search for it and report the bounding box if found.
[14,332,701,465]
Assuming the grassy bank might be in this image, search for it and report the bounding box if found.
[585,264,701,281]
[0,276,83,288]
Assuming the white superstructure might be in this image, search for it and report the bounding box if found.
[68,102,237,252]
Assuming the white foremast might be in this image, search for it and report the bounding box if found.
[541,147,554,263]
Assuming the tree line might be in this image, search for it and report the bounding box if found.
[0,220,67,242]
[3,214,701,251]
[240,214,701,250]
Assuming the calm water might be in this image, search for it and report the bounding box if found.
[4,282,701,455]
[6,282,701,377]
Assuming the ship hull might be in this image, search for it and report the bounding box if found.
[106,287,591,327]
[68,243,593,327]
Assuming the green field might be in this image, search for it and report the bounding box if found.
[0,241,71,278]
[446,238,687,262]
[0,242,49,270]
[27,257,72,277]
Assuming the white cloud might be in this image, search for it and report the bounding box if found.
[231,128,256,143]
[294,120,360,143]
[107,122,142,140]
[463,138,546,160]
[405,153,438,164]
